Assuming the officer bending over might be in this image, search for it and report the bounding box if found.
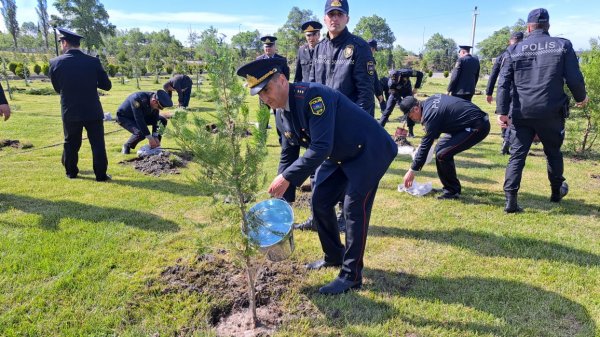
[401,94,490,199]
[378,69,424,134]
[163,74,193,108]
[117,90,173,154]
[237,58,397,295]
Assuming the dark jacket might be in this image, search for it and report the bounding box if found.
[447,54,480,95]
[389,69,424,98]
[486,50,507,96]
[116,92,160,137]
[49,49,112,122]
[310,27,375,114]
[256,53,290,80]
[0,83,7,105]
[164,74,192,97]
[277,82,396,195]
[294,43,317,82]
[497,29,587,119]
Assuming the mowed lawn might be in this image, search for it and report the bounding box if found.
[0,75,598,337]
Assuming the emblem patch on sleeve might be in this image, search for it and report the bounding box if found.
[344,44,354,58]
[367,61,375,76]
[133,100,140,108]
[309,97,326,116]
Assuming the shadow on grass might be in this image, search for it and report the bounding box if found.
[363,268,596,337]
[110,178,202,197]
[370,226,600,267]
[0,193,179,232]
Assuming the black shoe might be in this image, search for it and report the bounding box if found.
[319,277,362,295]
[306,259,342,270]
[293,218,316,231]
[408,133,415,138]
[550,182,569,202]
[121,144,131,154]
[96,174,112,182]
[437,192,460,200]
[504,193,523,213]
[66,174,77,179]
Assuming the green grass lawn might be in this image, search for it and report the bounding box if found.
[0,75,598,337]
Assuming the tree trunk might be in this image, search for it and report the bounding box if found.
[579,112,592,154]
[2,59,12,100]
[245,257,258,328]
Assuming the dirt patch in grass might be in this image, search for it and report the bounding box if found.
[0,139,32,149]
[158,252,318,336]
[119,151,189,176]
[294,190,311,209]
[591,174,600,180]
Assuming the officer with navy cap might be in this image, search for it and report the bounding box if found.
[49,27,113,181]
[496,8,588,213]
[447,45,480,101]
[486,31,524,154]
[257,35,290,79]
[163,74,193,108]
[310,0,376,116]
[294,21,322,83]
[401,94,490,199]
[0,82,10,121]
[378,68,424,132]
[367,39,386,112]
[116,90,173,154]
[237,58,397,295]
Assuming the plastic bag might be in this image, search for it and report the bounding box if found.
[398,181,433,196]
[397,145,414,156]
[137,145,163,157]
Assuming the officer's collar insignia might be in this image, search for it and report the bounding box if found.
[367,61,375,76]
[344,44,354,58]
[246,68,278,88]
[331,0,342,7]
[134,100,140,108]
[284,131,292,139]
[309,97,326,116]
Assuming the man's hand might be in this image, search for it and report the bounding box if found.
[268,174,290,198]
[575,96,589,108]
[497,114,509,129]
[486,95,494,104]
[412,89,418,95]
[0,104,11,121]
[403,169,416,189]
[447,91,452,96]
[148,137,160,148]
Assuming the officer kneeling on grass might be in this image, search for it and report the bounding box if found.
[401,94,490,199]
[116,90,173,154]
[237,58,397,295]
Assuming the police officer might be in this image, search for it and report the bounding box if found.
[378,69,424,134]
[116,90,173,154]
[237,58,397,295]
[368,39,386,112]
[294,21,322,83]
[256,36,290,80]
[380,75,390,101]
[486,32,524,154]
[496,8,588,213]
[401,94,490,199]
[0,83,10,121]
[310,0,376,116]
[447,45,480,101]
[163,74,193,108]
[49,28,112,181]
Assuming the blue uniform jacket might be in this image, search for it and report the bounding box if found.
[277,82,396,195]
[412,94,487,171]
[497,29,587,119]
[116,92,160,137]
[310,28,375,114]
[164,74,192,100]
[256,53,290,80]
[485,50,508,96]
[49,49,112,122]
[0,83,7,105]
[447,54,480,95]
[389,69,424,98]
[294,44,317,83]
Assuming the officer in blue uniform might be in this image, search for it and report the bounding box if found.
[486,31,524,155]
[368,39,386,112]
[401,94,490,199]
[49,28,112,181]
[294,21,322,83]
[116,90,173,154]
[310,0,376,116]
[496,8,588,213]
[0,83,10,121]
[378,69,424,134]
[256,36,290,80]
[237,58,397,295]
[447,45,480,101]
[163,74,193,108]
[380,75,390,101]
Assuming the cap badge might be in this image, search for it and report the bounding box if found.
[331,0,342,7]
[246,68,278,88]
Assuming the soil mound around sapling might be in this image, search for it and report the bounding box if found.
[294,190,312,209]
[158,252,317,336]
[0,139,32,149]
[119,151,189,176]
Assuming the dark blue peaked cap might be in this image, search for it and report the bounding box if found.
[301,21,323,32]
[155,90,173,109]
[527,8,549,23]
[56,27,83,43]
[237,58,287,96]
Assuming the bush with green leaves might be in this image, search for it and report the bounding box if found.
[14,63,30,79]
[42,63,50,76]
[164,65,173,75]
[428,70,433,77]
[33,64,42,75]
[443,70,450,78]
[107,64,119,77]
[8,62,17,74]
[27,87,57,95]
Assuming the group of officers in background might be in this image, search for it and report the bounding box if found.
[238,0,588,294]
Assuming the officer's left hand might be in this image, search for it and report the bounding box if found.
[497,115,510,129]
[268,174,290,198]
[486,95,493,104]
[575,96,589,108]
[403,169,416,189]
[0,104,11,121]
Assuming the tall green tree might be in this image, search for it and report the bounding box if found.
[36,0,50,49]
[423,33,457,71]
[231,30,262,60]
[352,15,395,50]
[0,0,19,49]
[275,7,317,58]
[51,0,115,50]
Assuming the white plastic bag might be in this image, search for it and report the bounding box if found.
[137,145,163,157]
[398,181,433,196]
[397,145,414,156]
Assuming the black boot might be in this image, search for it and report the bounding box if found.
[504,193,523,213]
[293,217,316,231]
[550,182,569,202]
[121,144,131,154]
[408,126,415,138]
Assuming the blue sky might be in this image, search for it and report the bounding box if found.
[8,0,600,53]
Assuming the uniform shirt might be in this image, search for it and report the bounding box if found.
[276,82,397,195]
[116,92,161,137]
[49,49,112,122]
[310,27,375,113]
[164,74,192,97]
[389,69,424,98]
[294,43,317,82]
[0,83,7,105]
[497,29,587,119]
[412,94,487,171]
[256,53,290,80]
[447,54,480,95]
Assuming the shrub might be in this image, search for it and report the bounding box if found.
[27,87,56,95]
[428,70,433,77]
[33,64,42,75]
[42,63,50,76]
[165,66,173,75]
[8,62,17,74]
[14,63,30,79]
[443,70,449,78]
[107,64,118,77]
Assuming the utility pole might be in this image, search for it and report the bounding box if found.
[471,6,479,54]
